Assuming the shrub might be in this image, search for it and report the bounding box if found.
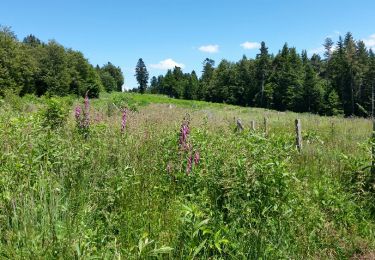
[42,97,68,129]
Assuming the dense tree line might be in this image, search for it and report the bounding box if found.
[0,26,124,98]
[149,33,375,117]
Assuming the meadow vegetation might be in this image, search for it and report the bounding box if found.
[1,92,375,259]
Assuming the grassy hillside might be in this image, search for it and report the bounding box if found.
[1,92,374,259]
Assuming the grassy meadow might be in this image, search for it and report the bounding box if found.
[1,92,375,259]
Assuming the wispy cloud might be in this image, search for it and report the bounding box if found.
[240,41,260,50]
[150,58,185,70]
[363,34,375,50]
[308,45,338,56]
[325,30,341,39]
[308,46,325,55]
[198,44,219,53]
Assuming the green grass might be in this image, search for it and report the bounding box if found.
[0,92,374,259]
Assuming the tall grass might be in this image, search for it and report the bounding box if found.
[0,93,374,258]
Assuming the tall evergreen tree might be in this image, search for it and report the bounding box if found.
[199,58,215,100]
[135,58,149,94]
[323,37,334,60]
[149,76,158,94]
[183,70,199,100]
[254,41,271,107]
[236,56,256,106]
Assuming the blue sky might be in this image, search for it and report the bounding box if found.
[1,0,375,89]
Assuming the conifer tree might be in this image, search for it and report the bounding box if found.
[135,58,149,94]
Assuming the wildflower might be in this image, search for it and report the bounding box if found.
[179,121,190,150]
[75,106,81,122]
[75,93,90,137]
[194,150,200,165]
[121,109,127,134]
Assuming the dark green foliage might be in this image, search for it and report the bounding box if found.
[0,26,38,96]
[100,62,124,92]
[254,42,271,107]
[183,70,199,100]
[2,25,374,117]
[135,58,149,94]
[23,34,42,47]
[0,26,123,98]
[199,58,215,100]
[149,76,158,94]
[151,33,375,118]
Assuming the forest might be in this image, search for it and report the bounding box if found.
[150,33,375,117]
[1,25,375,117]
[0,26,123,98]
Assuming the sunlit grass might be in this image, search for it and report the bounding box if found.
[0,92,374,258]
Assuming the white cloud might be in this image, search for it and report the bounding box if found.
[363,34,375,50]
[150,59,185,70]
[198,44,219,53]
[240,41,260,50]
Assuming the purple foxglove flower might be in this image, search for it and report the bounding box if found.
[179,122,190,150]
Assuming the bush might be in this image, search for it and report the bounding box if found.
[42,97,69,129]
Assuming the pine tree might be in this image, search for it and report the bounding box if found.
[135,58,149,94]
[325,88,343,116]
[149,76,158,94]
[303,64,324,113]
[199,58,215,100]
[323,37,334,60]
[255,41,271,107]
[183,71,199,100]
[235,55,255,106]
[23,34,42,47]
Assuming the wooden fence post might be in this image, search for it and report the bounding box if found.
[250,120,256,131]
[295,119,302,152]
[264,117,268,135]
[236,118,244,133]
